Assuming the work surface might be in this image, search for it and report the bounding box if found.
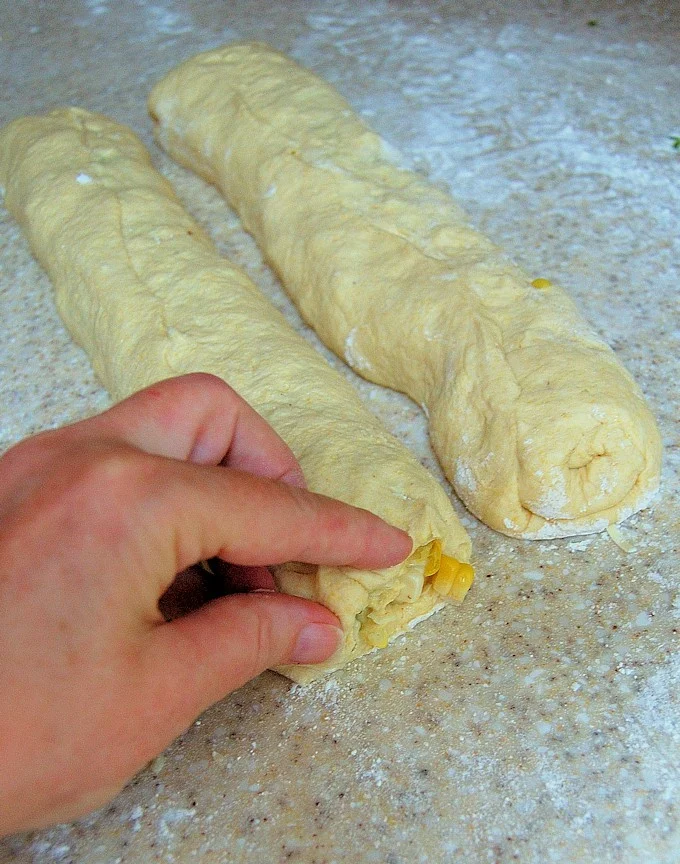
[0,1,678,862]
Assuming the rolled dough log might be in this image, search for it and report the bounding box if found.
[0,108,472,684]
[148,42,662,539]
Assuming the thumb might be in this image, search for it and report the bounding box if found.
[143,592,342,725]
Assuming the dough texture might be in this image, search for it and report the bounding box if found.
[0,108,472,684]
[148,42,662,539]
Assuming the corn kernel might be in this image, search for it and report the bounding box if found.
[364,625,391,649]
[432,555,475,602]
[531,278,552,289]
[423,539,442,578]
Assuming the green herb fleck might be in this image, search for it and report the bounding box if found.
[587,19,598,26]
[671,136,680,151]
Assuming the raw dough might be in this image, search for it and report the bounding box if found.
[148,42,662,539]
[0,108,472,684]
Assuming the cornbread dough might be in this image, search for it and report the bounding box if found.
[149,42,662,539]
[0,108,472,684]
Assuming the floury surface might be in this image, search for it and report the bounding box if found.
[0,2,678,862]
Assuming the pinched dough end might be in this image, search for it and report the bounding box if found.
[436,358,662,540]
[273,539,474,684]
[516,411,661,539]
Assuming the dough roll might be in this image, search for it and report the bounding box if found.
[148,42,662,539]
[0,108,472,684]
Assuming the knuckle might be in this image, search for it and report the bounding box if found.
[306,495,353,554]
[44,445,158,538]
[247,609,275,678]
[176,371,234,402]
[288,486,365,565]
[0,428,61,479]
[135,374,239,444]
[0,430,81,525]
[0,438,164,564]
[75,446,148,500]
[279,485,320,561]
[285,481,317,517]
[185,371,228,390]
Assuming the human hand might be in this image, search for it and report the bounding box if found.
[0,373,412,836]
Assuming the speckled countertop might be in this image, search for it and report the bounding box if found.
[0,1,678,862]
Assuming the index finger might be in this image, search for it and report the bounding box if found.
[133,456,414,574]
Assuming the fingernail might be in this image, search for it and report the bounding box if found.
[291,623,344,664]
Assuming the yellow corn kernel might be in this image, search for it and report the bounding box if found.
[423,539,442,578]
[432,555,475,602]
[531,277,552,289]
[363,625,391,649]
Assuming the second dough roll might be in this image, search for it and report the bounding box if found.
[148,42,662,539]
[0,107,472,684]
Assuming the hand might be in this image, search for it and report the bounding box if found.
[0,373,412,836]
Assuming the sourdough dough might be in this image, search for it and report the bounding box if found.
[148,42,662,539]
[0,108,472,684]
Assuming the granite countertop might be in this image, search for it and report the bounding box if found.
[0,1,678,862]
